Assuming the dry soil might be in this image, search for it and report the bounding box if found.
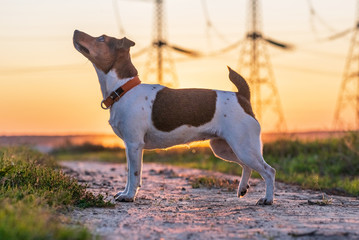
[61,161,359,240]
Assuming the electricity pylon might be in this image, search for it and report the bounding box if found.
[333,1,359,130]
[143,0,198,87]
[238,0,288,132]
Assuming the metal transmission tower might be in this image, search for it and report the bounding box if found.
[333,1,359,130]
[238,0,288,132]
[143,0,198,87]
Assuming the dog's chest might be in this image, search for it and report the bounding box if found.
[108,84,163,139]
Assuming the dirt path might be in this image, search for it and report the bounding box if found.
[61,161,359,240]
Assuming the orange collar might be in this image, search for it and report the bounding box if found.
[101,76,141,109]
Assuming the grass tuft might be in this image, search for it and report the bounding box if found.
[0,147,113,208]
[308,194,333,206]
[190,176,239,191]
[0,147,113,240]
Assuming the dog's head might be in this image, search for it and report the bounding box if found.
[73,30,137,78]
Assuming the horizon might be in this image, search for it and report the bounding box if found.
[0,130,348,153]
[0,129,350,136]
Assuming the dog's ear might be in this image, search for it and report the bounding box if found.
[117,37,135,49]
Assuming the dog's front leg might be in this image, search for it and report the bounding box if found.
[114,157,130,198]
[115,142,144,202]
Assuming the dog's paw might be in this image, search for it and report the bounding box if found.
[237,184,250,198]
[115,194,135,202]
[256,197,273,205]
[114,191,123,199]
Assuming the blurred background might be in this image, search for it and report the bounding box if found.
[0,0,358,141]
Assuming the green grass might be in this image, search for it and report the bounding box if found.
[52,133,359,196]
[190,176,239,191]
[0,147,113,240]
[264,133,359,196]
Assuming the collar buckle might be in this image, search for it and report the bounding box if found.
[100,76,141,110]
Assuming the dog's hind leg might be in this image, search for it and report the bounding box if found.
[210,138,251,197]
[223,122,276,205]
[115,142,144,202]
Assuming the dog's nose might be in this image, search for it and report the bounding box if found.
[74,29,79,36]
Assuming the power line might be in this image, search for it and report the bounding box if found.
[112,0,127,36]
[205,39,243,57]
[275,63,341,77]
[307,0,337,38]
[201,0,232,44]
[0,35,69,42]
[0,63,89,75]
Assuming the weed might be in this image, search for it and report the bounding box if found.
[1,147,113,208]
[0,199,93,240]
[308,194,333,206]
[190,176,239,191]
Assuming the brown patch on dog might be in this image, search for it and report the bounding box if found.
[152,88,217,132]
[73,30,137,78]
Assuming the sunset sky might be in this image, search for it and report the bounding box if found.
[0,0,357,135]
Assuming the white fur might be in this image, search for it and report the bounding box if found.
[95,66,275,204]
[95,68,133,99]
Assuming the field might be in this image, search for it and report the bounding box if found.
[53,132,359,196]
[1,132,358,239]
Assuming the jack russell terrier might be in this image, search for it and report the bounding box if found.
[73,30,276,205]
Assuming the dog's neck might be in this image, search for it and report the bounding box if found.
[94,66,134,99]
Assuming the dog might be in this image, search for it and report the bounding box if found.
[73,30,276,205]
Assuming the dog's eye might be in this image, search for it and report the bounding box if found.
[97,35,105,42]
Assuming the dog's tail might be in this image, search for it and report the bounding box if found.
[227,66,256,119]
[227,66,250,102]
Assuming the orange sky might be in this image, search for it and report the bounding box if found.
[0,0,357,135]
